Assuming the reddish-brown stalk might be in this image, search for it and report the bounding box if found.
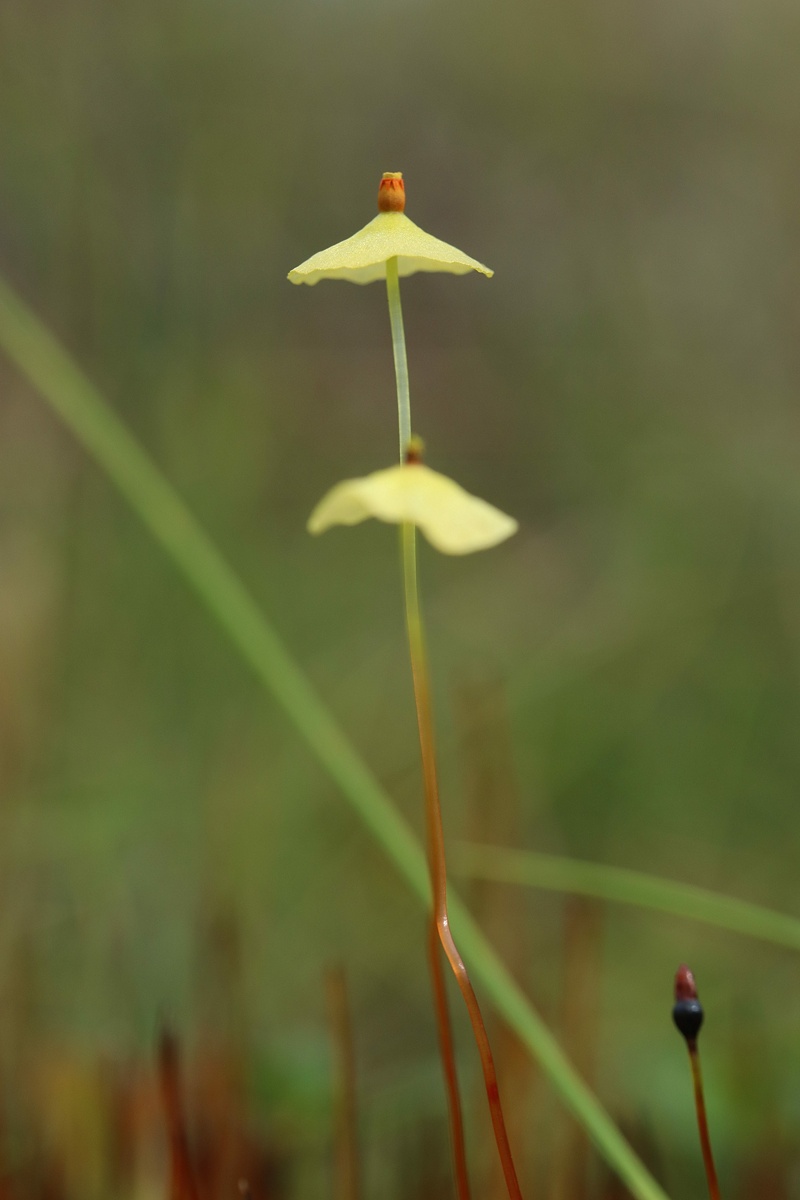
[688,1043,721,1200]
[402,521,523,1200]
[673,965,721,1200]
[157,1028,200,1200]
[325,965,361,1200]
[427,914,473,1200]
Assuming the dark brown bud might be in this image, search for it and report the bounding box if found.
[673,964,704,1043]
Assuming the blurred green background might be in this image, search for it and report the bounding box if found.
[1,0,800,1197]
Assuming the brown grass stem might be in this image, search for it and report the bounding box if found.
[325,966,361,1200]
[157,1029,201,1200]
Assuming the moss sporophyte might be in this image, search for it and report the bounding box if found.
[287,171,493,286]
[289,173,522,1200]
[290,172,515,552]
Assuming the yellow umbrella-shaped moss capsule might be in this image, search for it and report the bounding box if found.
[308,451,517,555]
[288,173,493,286]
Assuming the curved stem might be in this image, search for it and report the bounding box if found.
[385,257,411,459]
[386,258,472,1197]
[402,523,523,1200]
[387,259,522,1199]
[428,915,472,1200]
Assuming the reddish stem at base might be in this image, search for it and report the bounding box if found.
[157,1029,200,1200]
[428,914,472,1200]
[688,1042,721,1200]
[402,523,523,1200]
[325,966,361,1200]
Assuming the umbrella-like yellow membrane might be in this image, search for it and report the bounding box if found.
[308,461,517,555]
[288,173,493,286]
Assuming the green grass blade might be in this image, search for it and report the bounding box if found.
[0,274,671,1200]
[457,843,800,952]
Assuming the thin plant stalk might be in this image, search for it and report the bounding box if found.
[325,966,361,1200]
[687,1041,721,1200]
[402,522,523,1200]
[387,251,470,1197]
[673,967,720,1200]
[427,915,472,1200]
[387,255,522,1200]
[158,1030,200,1200]
[386,257,411,458]
[0,272,673,1200]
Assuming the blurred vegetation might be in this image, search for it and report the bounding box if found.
[1,0,800,1196]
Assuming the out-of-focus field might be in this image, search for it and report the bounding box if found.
[1,1,800,1197]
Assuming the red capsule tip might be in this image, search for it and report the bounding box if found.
[378,172,405,213]
[675,964,698,1002]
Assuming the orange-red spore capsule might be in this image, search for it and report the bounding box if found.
[378,172,405,213]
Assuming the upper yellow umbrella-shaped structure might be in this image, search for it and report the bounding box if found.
[288,173,493,286]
